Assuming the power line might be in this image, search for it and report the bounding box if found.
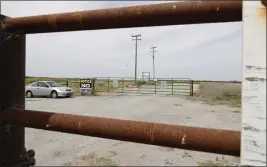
[150,46,157,79]
[132,34,141,81]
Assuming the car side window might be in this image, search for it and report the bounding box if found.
[37,82,48,87]
[31,82,38,87]
[36,82,41,87]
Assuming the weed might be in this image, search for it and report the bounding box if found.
[188,82,241,108]
[197,159,236,166]
[63,151,118,166]
[93,92,103,96]
[135,80,147,86]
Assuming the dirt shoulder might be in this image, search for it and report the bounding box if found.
[188,82,241,109]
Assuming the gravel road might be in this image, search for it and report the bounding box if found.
[25,94,240,166]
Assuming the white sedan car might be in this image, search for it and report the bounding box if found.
[25,81,73,98]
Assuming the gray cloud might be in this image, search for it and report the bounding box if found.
[1,1,242,81]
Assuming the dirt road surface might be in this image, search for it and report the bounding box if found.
[25,94,240,166]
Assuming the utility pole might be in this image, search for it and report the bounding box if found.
[132,34,141,81]
[150,46,157,79]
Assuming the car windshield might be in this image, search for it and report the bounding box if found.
[46,82,63,87]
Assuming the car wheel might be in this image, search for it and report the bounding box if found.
[51,91,58,99]
[26,91,33,98]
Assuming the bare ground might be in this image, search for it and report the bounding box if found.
[25,91,241,166]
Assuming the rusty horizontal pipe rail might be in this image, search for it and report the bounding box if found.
[3,107,241,156]
[2,1,242,34]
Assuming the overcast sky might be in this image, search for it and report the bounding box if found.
[1,1,242,81]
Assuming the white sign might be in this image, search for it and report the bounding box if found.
[80,83,91,88]
[142,72,150,81]
[113,80,118,88]
[80,88,89,92]
[160,81,167,89]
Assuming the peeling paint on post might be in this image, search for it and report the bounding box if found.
[241,1,266,166]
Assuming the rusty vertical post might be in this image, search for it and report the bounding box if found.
[0,15,26,166]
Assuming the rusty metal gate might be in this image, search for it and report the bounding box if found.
[0,1,242,166]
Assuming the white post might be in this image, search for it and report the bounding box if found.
[242,1,266,166]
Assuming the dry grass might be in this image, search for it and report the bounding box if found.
[63,151,118,166]
[189,82,241,108]
[93,92,104,96]
[197,160,233,166]
[25,77,68,85]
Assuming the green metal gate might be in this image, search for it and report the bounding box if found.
[93,77,193,96]
[94,77,139,94]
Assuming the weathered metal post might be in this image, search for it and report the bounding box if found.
[107,78,110,92]
[172,79,174,95]
[0,15,35,166]
[242,1,266,165]
[91,78,95,96]
[122,78,124,93]
[154,79,157,94]
[190,80,194,96]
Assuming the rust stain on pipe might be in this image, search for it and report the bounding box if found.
[2,1,242,34]
[3,107,241,156]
